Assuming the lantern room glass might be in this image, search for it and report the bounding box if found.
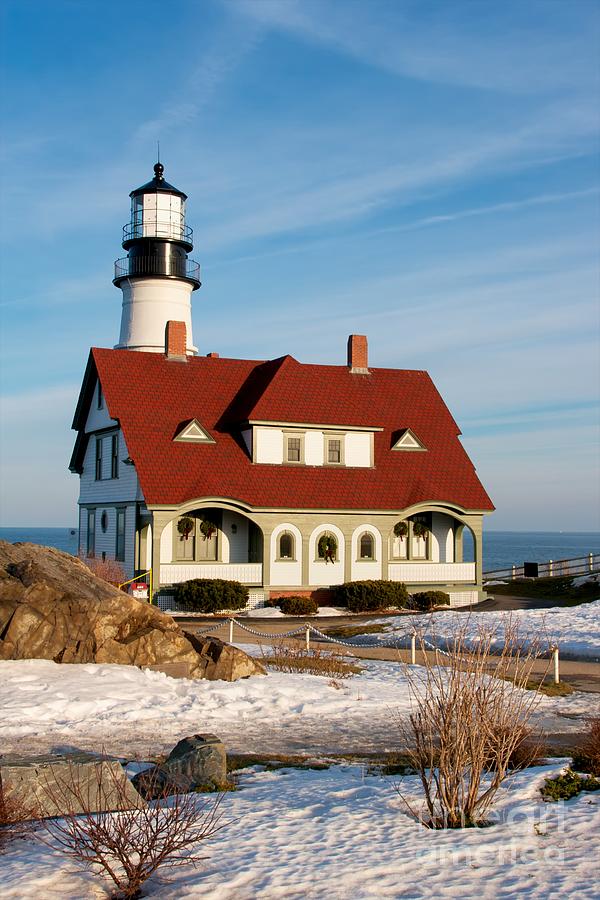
[130,193,185,240]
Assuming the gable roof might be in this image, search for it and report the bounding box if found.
[70,348,494,513]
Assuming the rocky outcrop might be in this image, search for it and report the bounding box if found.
[0,752,145,819]
[0,541,265,681]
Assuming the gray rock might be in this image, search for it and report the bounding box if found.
[0,752,145,820]
[132,734,227,799]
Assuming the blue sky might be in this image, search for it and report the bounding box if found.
[0,0,599,529]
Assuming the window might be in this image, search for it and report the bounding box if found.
[197,525,218,560]
[412,517,430,560]
[324,433,344,465]
[328,439,341,463]
[116,508,126,561]
[278,532,294,560]
[111,434,119,479]
[95,438,103,480]
[174,514,220,562]
[87,509,96,557]
[97,381,103,410]
[359,532,375,560]
[285,434,304,464]
[317,532,337,563]
[176,517,196,560]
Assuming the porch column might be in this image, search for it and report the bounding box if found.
[262,526,272,593]
[465,517,483,586]
[301,531,310,588]
[343,530,352,583]
[149,510,174,597]
[380,522,389,580]
[454,524,464,563]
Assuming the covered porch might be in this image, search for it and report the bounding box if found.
[137,503,265,599]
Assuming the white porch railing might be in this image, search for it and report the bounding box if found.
[160,563,263,585]
[388,562,476,583]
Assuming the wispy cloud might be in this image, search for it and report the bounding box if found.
[202,102,599,250]
[228,0,599,94]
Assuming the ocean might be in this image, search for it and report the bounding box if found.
[0,527,598,574]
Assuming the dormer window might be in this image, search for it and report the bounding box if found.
[325,434,344,465]
[284,432,304,464]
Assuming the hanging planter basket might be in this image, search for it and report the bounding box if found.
[393,521,408,538]
[177,516,195,541]
[199,518,217,541]
[413,521,429,539]
[318,533,337,564]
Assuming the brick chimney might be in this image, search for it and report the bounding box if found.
[347,334,369,373]
[165,321,187,360]
[206,352,219,358]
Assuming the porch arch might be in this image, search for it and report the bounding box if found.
[150,499,265,593]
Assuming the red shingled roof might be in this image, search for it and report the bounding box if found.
[71,348,494,512]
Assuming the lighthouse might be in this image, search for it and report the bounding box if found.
[113,162,200,354]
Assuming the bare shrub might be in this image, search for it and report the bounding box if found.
[396,621,547,828]
[261,640,361,678]
[0,781,40,853]
[40,762,226,899]
[572,717,600,775]
[79,553,127,587]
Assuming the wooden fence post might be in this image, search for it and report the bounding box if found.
[590,552,594,573]
[305,624,311,652]
[410,633,416,666]
[229,618,234,644]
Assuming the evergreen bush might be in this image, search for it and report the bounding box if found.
[411,591,451,612]
[541,768,600,801]
[332,580,409,612]
[276,596,319,616]
[173,579,248,613]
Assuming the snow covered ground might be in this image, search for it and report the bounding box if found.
[2,761,599,899]
[355,600,600,661]
[1,657,598,758]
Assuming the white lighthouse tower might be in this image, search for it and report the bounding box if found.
[114,162,200,354]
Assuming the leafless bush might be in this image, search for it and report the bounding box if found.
[0,781,40,853]
[396,620,547,828]
[41,762,226,899]
[79,553,127,587]
[261,640,361,678]
[573,717,600,775]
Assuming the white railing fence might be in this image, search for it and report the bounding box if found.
[484,552,599,582]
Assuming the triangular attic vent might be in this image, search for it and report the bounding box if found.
[392,429,426,451]
[173,419,215,444]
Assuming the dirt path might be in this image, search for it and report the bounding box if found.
[180,616,600,694]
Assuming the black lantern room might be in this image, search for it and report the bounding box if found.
[113,163,201,290]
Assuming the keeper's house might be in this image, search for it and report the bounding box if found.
[70,164,494,609]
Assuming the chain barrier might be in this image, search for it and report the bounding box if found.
[191,618,559,670]
[193,620,228,636]
[233,619,307,639]
[307,623,414,648]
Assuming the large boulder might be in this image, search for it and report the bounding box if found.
[133,733,227,799]
[0,541,265,681]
